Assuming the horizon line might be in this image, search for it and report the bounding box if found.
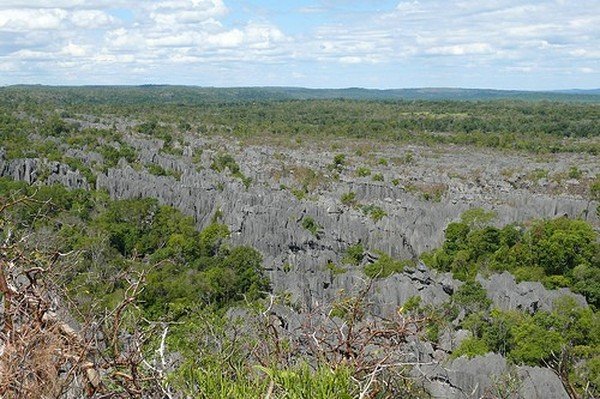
[1,84,599,93]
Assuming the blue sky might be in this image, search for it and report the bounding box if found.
[0,0,598,89]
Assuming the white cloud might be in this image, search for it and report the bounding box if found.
[0,0,598,88]
[71,10,115,28]
[150,9,220,26]
[395,1,421,12]
[148,32,198,48]
[147,0,227,13]
[0,0,86,8]
[92,53,135,64]
[244,24,286,48]
[205,29,243,47]
[570,48,600,58]
[0,60,18,71]
[426,43,494,56]
[105,28,137,49]
[9,49,55,60]
[0,8,68,31]
[61,42,87,57]
[339,56,362,64]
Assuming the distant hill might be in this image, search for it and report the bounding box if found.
[2,85,600,104]
[553,89,600,96]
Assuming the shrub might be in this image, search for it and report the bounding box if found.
[361,204,387,222]
[460,208,497,229]
[211,153,251,187]
[334,154,345,164]
[340,191,357,206]
[364,252,409,279]
[568,166,582,179]
[301,216,320,236]
[590,175,600,201]
[326,261,346,275]
[403,296,422,312]
[452,337,489,359]
[356,166,371,177]
[332,154,346,171]
[453,281,492,314]
[420,183,447,202]
[342,243,364,265]
[291,187,308,201]
[292,166,323,192]
[527,168,549,181]
[509,321,564,365]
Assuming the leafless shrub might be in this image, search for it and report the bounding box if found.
[0,194,167,399]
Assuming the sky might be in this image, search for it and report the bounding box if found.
[0,0,598,89]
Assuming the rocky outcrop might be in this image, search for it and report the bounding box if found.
[421,353,570,399]
[518,366,570,399]
[0,150,89,190]
[478,272,587,313]
[2,132,594,399]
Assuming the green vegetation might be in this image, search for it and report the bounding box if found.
[405,182,448,202]
[364,252,412,279]
[146,163,182,180]
[591,175,600,200]
[340,191,357,206]
[290,187,308,201]
[301,216,321,236]
[0,179,268,319]
[289,166,323,198]
[175,363,358,399]
[356,166,371,177]
[568,166,583,179]
[460,207,497,229]
[211,153,252,188]
[326,261,347,275]
[330,153,346,172]
[342,243,365,265]
[397,276,600,397]
[0,109,139,182]
[453,297,599,394]
[361,204,387,222]
[453,281,492,314]
[2,87,599,159]
[527,168,549,182]
[0,178,435,398]
[422,212,599,308]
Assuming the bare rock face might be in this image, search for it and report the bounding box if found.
[420,353,507,398]
[517,366,570,399]
[0,150,89,189]
[421,353,570,399]
[0,156,40,184]
[478,272,587,313]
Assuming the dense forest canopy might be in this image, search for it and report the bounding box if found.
[2,85,600,103]
[1,86,599,156]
